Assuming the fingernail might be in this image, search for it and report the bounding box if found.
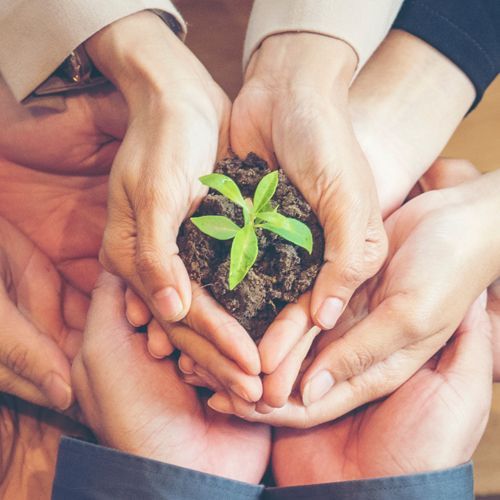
[230,384,252,403]
[302,370,334,406]
[153,287,183,321]
[178,358,194,375]
[316,297,344,330]
[207,394,233,414]
[42,372,73,411]
[148,347,166,360]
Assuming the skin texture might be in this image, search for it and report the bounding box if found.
[0,78,124,409]
[0,217,86,410]
[180,30,480,409]
[206,160,500,426]
[72,273,271,483]
[232,33,388,334]
[271,297,493,485]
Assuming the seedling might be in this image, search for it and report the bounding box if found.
[191,171,313,290]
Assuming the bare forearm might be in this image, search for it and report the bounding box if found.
[350,30,476,216]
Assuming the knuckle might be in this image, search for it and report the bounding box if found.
[136,250,164,280]
[388,295,437,342]
[339,261,366,289]
[336,346,374,379]
[4,343,31,378]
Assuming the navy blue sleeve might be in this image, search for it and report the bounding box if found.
[51,437,264,500]
[393,0,500,108]
[52,436,474,500]
[264,463,473,500]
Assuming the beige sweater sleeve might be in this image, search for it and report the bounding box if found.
[244,0,403,72]
[0,0,186,101]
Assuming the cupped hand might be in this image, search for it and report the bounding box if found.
[206,159,500,425]
[272,297,493,485]
[0,217,87,410]
[231,33,388,368]
[86,12,232,328]
[72,272,271,483]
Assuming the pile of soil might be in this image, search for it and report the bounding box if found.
[177,153,324,341]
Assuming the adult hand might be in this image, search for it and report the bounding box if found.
[272,297,492,485]
[0,217,86,410]
[86,12,232,329]
[231,33,387,343]
[488,277,500,381]
[206,160,500,425]
[72,272,270,483]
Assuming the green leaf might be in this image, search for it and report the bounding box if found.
[253,171,279,213]
[229,224,259,290]
[199,174,247,210]
[190,215,240,240]
[257,212,313,254]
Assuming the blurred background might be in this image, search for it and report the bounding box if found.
[175,0,499,497]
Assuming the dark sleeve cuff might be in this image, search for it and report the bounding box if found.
[52,436,264,500]
[392,0,500,109]
[264,463,473,500]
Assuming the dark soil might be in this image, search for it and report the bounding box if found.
[177,153,324,341]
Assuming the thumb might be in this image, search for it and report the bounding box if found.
[0,286,72,410]
[311,197,387,330]
[437,293,492,381]
[101,181,192,324]
[135,201,192,323]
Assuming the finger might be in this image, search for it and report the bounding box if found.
[85,272,131,341]
[100,180,192,325]
[437,295,492,382]
[163,322,262,402]
[185,283,260,375]
[301,296,422,406]
[178,353,195,375]
[310,190,387,331]
[262,326,321,408]
[182,373,218,391]
[258,293,313,374]
[213,342,433,428]
[147,319,174,359]
[0,285,73,410]
[420,158,481,191]
[135,198,192,322]
[0,365,52,407]
[125,287,152,327]
[192,364,225,393]
[207,391,257,419]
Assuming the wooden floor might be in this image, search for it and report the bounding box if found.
[176,0,500,494]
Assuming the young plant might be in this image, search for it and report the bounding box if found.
[190,171,313,290]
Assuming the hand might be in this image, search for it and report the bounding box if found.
[232,33,387,346]
[206,159,500,425]
[349,30,476,217]
[0,73,126,293]
[0,77,126,176]
[0,80,121,410]
[488,277,500,381]
[72,272,270,483]
[86,12,233,329]
[272,297,493,485]
[0,217,87,410]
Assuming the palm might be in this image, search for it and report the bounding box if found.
[1,217,87,352]
[273,348,489,485]
[73,276,270,484]
[0,82,125,295]
[0,80,125,175]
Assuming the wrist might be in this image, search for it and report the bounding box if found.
[452,170,500,280]
[85,11,212,114]
[350,30,476,210]
[246,32,356,98]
